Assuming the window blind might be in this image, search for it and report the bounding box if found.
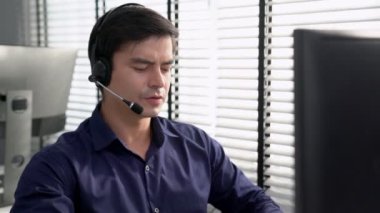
[264,0,380,212]
[27,0,46,47]
[215,0,261,183]
[45,0,97,134]
[172,0,260,183]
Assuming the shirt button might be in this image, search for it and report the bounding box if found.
[154,208,159,213]
[145,165,150,172]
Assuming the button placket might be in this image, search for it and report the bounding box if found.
[145,159,158,213]
[145,165,150,172]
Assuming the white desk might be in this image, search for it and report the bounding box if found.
[0,206,11,213]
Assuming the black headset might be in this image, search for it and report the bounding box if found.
[88,3,144,86]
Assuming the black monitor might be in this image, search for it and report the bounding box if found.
[0,45,77,136]
[294,29,380,213]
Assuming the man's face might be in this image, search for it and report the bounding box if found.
[108,36,174,117]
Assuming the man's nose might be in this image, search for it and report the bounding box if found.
[149,66,166,88]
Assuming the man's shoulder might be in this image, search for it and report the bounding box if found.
[37,121,91,161]
[156,116,207,136]
[155,117,217,149]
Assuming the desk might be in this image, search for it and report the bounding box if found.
[0,206,11,213]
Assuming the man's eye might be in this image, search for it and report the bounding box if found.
[161,66,172,72]
[134,67,147,71]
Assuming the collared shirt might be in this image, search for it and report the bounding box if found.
[11,105,282,213]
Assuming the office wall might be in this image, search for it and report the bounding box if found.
[0,0,33,46]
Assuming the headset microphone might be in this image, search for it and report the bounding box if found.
[88,75,144,114]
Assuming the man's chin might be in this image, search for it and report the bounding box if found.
[140,108,162,118]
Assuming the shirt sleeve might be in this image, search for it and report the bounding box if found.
[10,147,76,213]
[207,138,283,213]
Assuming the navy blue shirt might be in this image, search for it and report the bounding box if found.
[11,105,282,213]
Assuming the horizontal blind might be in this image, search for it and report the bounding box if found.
[27,0,46,47]
[264,1,380,212]
[173,1,260,212]
[46,0,97,133]
[171,0,215,133]
[172,0,260,182]
[215,0,260,183]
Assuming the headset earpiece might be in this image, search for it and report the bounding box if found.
[91,57,112,86]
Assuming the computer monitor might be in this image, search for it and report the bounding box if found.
[294,29,380,213]
[0,45,77,136]
[0,45,76,205]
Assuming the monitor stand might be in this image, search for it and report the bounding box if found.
[0,90,32,206]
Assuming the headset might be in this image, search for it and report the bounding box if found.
[88,3,144,114]
[88,3,144,86]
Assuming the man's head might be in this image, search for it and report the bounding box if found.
[88,3,178,86]
[88,3,178,117]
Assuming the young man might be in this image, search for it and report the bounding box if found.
[11,3,282,213]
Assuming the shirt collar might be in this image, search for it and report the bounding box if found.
[89,103,178,151]
[151,115,179,146]
[89,104,118,151]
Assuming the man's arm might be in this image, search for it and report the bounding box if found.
[208,139,283,213]
[11,148,76,213]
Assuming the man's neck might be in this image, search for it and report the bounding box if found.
[100,100,152,159]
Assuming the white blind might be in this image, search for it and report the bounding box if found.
[46,0,97,132]
[172,0,260,183]
[215,0,260,183]
[171,0,215,132]
[264,1,380,212]
[27,0,46,47]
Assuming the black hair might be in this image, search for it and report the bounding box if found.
[88,3,178,70]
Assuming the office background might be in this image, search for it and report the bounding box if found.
[1,1,380,212]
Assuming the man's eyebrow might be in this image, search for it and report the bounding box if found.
[130,57,174,65]
[162,60,174,65]
[130,57,154,65]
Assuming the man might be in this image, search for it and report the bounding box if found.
[11,3,282,213]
